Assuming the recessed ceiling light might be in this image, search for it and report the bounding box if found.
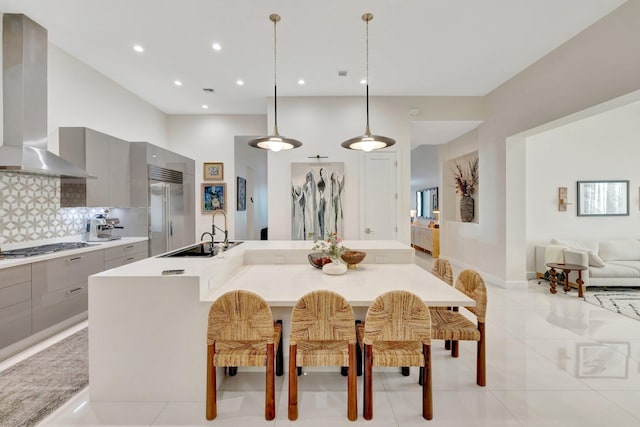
[133,44,144,53]
[236,80,244,86]
[298,79,305,85]
[174,80,183,86]
[202,104,209,109]
[360,79,367,84]
[212,43,222,51]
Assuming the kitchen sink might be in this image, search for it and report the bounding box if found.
[160,241,243,258]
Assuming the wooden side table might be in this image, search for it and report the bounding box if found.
[545,263,588,298]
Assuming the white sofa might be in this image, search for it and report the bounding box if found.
[535,239,640,288]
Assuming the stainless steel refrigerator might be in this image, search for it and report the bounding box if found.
[149,166,187,256]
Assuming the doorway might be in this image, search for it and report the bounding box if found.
[361,151,397,240]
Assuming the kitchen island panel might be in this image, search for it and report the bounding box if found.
[89,275,209,402]
[88,240,473,402]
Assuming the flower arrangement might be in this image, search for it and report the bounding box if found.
[311,232,349,261]
[452,156,479,197]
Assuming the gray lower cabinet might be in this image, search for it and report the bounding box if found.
[104,240,148,270]
[31,250,104,333]
[0,265,32,349]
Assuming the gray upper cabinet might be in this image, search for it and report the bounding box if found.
[59,127,131,207]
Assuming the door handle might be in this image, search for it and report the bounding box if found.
[169,221,173,237]
[365,228,373,234]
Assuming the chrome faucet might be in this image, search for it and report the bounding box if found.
[211,210,229,247]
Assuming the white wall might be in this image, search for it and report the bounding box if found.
[443,0,640,287]
[267,96,484,243]
[525,100,640,273]
[167,115,266,241]
[234,135,268,240]
[0,35,169,153]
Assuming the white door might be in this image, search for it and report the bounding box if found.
[362,152,397,240]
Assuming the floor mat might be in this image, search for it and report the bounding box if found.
[584,288,640,321]
[0,328,88,427]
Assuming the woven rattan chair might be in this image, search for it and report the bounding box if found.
[431,258,454,288]
[431,258,455,350]
[206,290,283,420]
[430,269,487,386]
[288,290,357,421]
[358,290,433,420]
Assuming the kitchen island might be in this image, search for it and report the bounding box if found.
[88,240,474,402]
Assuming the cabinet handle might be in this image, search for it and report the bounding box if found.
[126,245,134,249]
[126,257,135,261]
[66,256,83,262]
[65,286,84,295]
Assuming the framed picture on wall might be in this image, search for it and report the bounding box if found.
[237,176,246,211]
[202,183,226,213]
[203,162,224,180]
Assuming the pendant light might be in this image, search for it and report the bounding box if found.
[248,14,302,152]
[341,13,395,152]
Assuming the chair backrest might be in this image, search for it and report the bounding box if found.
[431,258,453,286]
[289,290,356,344]
[363,290,431,345]
[207,290,275,345]
[454,270,487,323]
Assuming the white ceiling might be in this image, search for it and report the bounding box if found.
[0,0,627,144]
[410,121,483,149]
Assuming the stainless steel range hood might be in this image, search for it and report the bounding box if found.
[0,13,92,179]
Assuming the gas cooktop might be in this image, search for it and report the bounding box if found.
[0,242,95,258]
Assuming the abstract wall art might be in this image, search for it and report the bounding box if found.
[291,162,345,240]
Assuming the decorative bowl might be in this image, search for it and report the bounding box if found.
[308,252,332,269]
[341,250,367,269]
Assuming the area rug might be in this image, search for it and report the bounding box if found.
[584,289,640,321]
[0,328,88,427]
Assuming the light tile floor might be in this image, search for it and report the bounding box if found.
[10,251,640,426]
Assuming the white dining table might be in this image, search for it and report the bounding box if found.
[207,263,475,308]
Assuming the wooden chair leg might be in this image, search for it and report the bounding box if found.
[228,366,238,376]
[205,343,217,420]
[265,343,275,420]
[363,344,373,420]
[347,343,357,421]
[477,323,486,386]
[356,320,363,376]
[422,344,433,420]
[418,366,424,385]
[276,320,284,376]
[451,340,459,358]
[288,345,298,420]
[445,340,451,350]
[401,367,410,376]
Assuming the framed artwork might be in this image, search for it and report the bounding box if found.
[291,162,345,240]
[201,183,226,213]
[237,176,246,211]
[576,342,629,378]
[577,180,629,216]
[203,162,224,180]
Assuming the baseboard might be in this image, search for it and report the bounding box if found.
[445,257,529,289]
[0,312,88,362]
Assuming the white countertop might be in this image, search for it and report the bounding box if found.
[91,239,472,307]
[207,263,474,307]
[0,237,148,269]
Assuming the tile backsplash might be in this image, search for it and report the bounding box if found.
[0,172,104,245]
